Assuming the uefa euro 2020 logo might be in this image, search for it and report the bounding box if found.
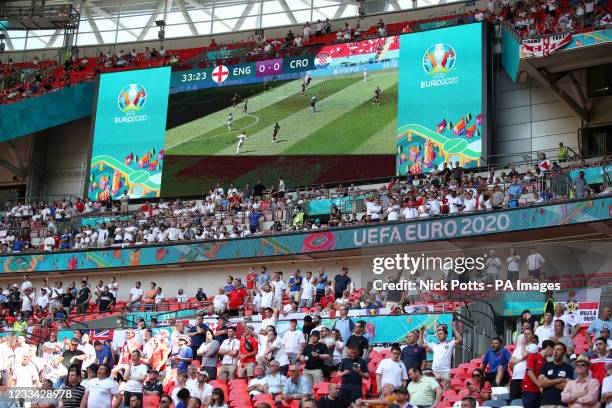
[422,43,456,78]
[118,84,147,113]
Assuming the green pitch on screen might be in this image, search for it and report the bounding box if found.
[87,67,171,201]
[396,23,484,175]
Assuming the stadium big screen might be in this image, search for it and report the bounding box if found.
[86,22,489,200]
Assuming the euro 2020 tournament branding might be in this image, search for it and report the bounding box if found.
[115,83,148,123]
[88,67,171,201]
[421,43,459,88]
[396,23,484,176]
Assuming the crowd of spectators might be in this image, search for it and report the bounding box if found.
[0,158,602,255]
[495,0,611,37]
[0,265,609,408]
[5,0,610,105]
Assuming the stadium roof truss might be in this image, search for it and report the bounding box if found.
[0,0,460,51]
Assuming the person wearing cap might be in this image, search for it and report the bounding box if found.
[188,367,213,404]
[407,365,440,408]
[239,325,259,380]
[281,365,312,402]
[142,369,163,396]
[172,336,193,373]
[218,327,240,380]
[299,330,329,386]
[561,355,601,407]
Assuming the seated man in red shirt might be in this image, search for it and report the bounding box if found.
[522,340,554,408]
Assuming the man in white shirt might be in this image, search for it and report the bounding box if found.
[218,327,240,380]
[10,354,39,388]
[107,277,119,299]
[535,313,555,347]
[20,275,32,292]
[189,368,213,403]
[0,337,14,386]
[83,364,121,408]
[420,322,462,389]
[366,198,383,221]
[375,345,408,389]
[97,223,109,247]
[283,319,305,365]
[247,363,269,396]
[128,282,143,311]
[484,250,502,284]
[553,303,576,337]
[271,273,286,310]
[43,231,56,252]
[506,249,521,281]
[121,350,148,403]
[526,247,545,280]
[463,191,476,212]
[50,282,65,311]
[213,288,229,314]
[299,276,314,308]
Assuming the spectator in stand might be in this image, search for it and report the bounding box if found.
[333,267,352,299]
[419,322,462,389]
[553,303,577,338]
[188,315,209,361]
[400,330,427,372]
[338,343,368,403]
[333,306,355,346]
[119,350,148,405]
[76,279,91,314]
[585,337,611,383]
[172,337,193,374]
[481,337,511,386]
[142,369,163,397]
[538,342,573,408]
[587,305,611,338]
[246,363,268,397]
[561,355,601,406]
[188,368,213,404]
[283,319,305,365]
[61,366,86,407]
[218,327,240,380]
[522,340,555,408]
[227,278,247,316]
[319,382,350,408]
[264,359,287,395]
[407,365,441,408]
[238,325,259,380]
[535,312,555,347]
[282,365,312,402]
[303,22,311,43]
[300,330,329,386]
[128,282,143,311]
[346,320,370,359]
[466,368,492,404]
[375,344,408,389]
[550,319,574,356]
[82,364,121,408]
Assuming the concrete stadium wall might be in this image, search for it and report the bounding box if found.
[492,69,582,158]
[39,117,91,197]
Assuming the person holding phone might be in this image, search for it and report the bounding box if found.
[338,344,369,403]
[466,368,492,404]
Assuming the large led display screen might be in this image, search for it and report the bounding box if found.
[165,36,399,157]
[87,67,171,200]
[396,23,487,175]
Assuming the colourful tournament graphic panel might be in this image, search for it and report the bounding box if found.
[164,36,400,157]
[396,23,485,175]
[87,67,172,200]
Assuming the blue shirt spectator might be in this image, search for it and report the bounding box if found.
[176,344,193,372]
[283,373,312,396]
[400,342,427,371]
[587,307,611,338]
[95,342,114,367]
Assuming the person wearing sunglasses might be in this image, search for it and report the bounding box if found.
[561,355,601,407]
[466,368,491,404]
